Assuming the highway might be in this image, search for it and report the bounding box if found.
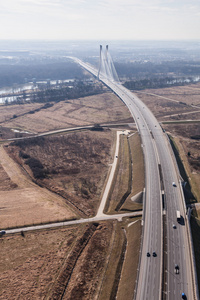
[71,57,197,300]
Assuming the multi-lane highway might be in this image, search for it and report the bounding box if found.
[71,57,197,300]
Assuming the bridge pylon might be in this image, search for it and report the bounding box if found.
[97,45,102,80]
[97,45,120,83]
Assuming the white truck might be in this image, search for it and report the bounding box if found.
[177,210,181,222]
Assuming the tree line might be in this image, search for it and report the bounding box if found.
[0,61,85,88]
[8,80,104,104]
[123,76,199,90]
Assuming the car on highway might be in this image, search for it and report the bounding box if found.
[0,230,6,236]
[153,251,157,257]
[173,224,176,229]
[181,292,187,299]
[172,182,177,187]
[147,252,150,257]
[175,264,179,274]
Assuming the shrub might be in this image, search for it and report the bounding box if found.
[25,157,47,179]
[19,150,30,159]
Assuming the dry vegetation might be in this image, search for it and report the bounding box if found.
[0,219,141,300]
[133,83,199,202]
[136,83,200,297]
[163,124,200,202]
[5,130,115,217]
[0,224,112,300]
[1,80,199,299]
[164,123,200,171]
[0,89,143,299]
[61,222,114,300]
[106,132,144,214]
[116,219,142,300]
[135,82,200,121]
[0,163,17,191]
[0,92,132,136]
[121,133,145,211]
[0,145,75,229]
[0,226,79,299]
[134,83,200,296]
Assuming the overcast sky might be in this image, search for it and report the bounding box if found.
[1,0,200,40]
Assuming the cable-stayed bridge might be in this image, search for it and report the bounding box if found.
[97,45,120,83]
[71,49,198,300]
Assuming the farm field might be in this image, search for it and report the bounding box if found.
[0,92,133,137]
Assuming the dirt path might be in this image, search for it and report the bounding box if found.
[0,146,35,189]
[0,146,76,228]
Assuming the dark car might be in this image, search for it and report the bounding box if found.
[153,252,157,257]
[147,252,150,257]
[175,264,179,274]
[0,230,6,237]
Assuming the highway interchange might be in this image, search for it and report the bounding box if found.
[71,57,198,300]
[1,55,198,300]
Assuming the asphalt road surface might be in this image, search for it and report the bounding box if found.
[71,58,197,300]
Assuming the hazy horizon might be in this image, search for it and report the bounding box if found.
[1,0,200,41]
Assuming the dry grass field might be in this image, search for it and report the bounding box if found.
[106,132,144,214]
[0,103,43,124]
[133,83,200,202]
[116,219,142,300]
[0,219,141,300]
[0,226,79,299]
[135,83,200,121]
[0,92,132,135]
[121,133,145,211]
[5,130,115,217]
[0,90,142,299]
[163,123,200,202]
[1,80,199,299]
[0,146,76,229]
